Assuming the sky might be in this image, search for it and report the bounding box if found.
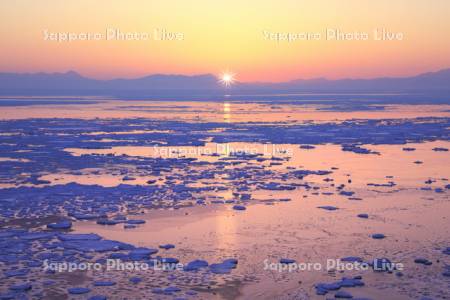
[1,0,450,82]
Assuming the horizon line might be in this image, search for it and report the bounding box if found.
[1,67,449,84]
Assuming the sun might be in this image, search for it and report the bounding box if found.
[219,72,236,86]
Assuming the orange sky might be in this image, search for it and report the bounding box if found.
[1,0,450,82]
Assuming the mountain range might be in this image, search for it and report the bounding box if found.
[0,68,449,96]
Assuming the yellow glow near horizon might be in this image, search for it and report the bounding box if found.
[0,0,450,81]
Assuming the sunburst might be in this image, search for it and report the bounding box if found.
[219,72,236,86]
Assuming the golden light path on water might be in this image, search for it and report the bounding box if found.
[223,102,231,123]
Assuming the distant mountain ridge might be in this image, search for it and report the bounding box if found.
[0,71,219,91]
[0,68,449,95]
[238,68,450,91]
